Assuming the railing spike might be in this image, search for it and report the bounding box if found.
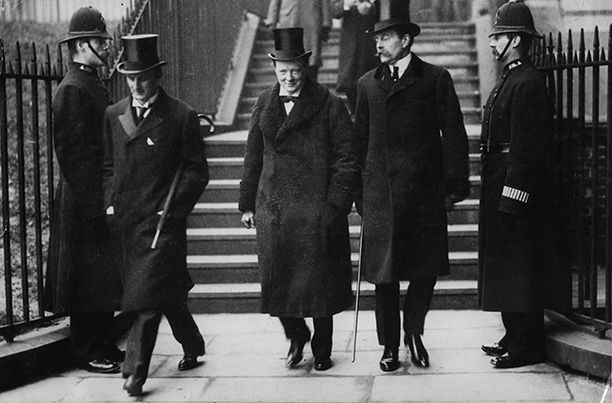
[31,41,37,64]
[0,39,4,71]
[45,44,51,76]
[15,41,22,73]
[568,29,573,55]
[593,25,600,49]
[586,50,592,63]
[579,28,585,62]
[601,48,606,62]
[557,31,563,53]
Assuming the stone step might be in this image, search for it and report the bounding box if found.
[187,251,478,284]
[200,175,481,203]
[186,223,478,255]
[240,76,479,98]
[253,34,476,55]
[204,125,483,158]
[186,279,478,313]
[206,153,481,180]
[249,50,478,70]
[188,198,479,228]
[233,107,482,130]
[237,90,481,115]
[246,63,479,85]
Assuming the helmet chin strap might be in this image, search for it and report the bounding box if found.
[86,39,106,66]
[496,34,516,61]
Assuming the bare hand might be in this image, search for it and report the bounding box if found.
[241,211,255,229]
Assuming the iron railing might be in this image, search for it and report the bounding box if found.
[0,0,147,342]
[534,25,612,337]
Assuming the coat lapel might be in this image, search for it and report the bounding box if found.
[259,83,286,144]
[121,89,167,142]
[276,78,327,143]
[388,54,422,98]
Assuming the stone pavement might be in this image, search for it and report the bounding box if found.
[0,310,609,402]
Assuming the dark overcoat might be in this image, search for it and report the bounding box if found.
[355,55,470,284]
[331,0,379,93]
[239,78,359,317]
[478,59,555,312]
[44,62,122,313]
[102,88,208,312]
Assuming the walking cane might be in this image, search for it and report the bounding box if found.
[151,113,215,249]
[151,162,184,249]
[352,219,364,362]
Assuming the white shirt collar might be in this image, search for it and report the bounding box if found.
[278,86,302,98]
[132,91,159,109]
[389,52,412,79]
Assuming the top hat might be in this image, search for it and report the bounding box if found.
[60,6,112,43]
[490,0,542,38]
[267,28,312,61]
[117,34,167,74]
[367,18,421,37]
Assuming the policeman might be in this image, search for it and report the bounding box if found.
[478,0,551,369]
[45,6,123,373]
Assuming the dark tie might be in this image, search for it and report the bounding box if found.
[135,106,148,123]
[391,65,399,81]
[280,95,297,103]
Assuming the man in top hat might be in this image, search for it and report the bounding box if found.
[102,34,209,395]
[265,0,332,80]
[355,17,470,371]
[239,27,359,371]
[45,5,123,374]
[479,0,553,369]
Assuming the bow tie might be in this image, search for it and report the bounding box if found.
[280,95,297,103]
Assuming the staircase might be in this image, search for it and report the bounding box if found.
[187,22,482,313]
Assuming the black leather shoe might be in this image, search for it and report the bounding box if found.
[286,337,308,368]
[379,346,400,372]
[491,352,540,369]
[123,375,144,396]
[178,353,202,371]
[405,333,429,368]
[314,356,332,371]
[106,348,126,363]
[481,342,507,357]
[79,358,120,374]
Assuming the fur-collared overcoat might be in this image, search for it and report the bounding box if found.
[239,78,359,317]
[355,55,470,284]
[265,0,331,68]
[45,62,122,313]
[478,59,562,312]
[102,88,208,312]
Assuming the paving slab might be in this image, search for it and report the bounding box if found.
[370,372,572,402]
[199,377,371,402]
[151,353,311,377]
[1,310,609,402]
[0,377,81,403]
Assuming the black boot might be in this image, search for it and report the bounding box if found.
[405,333,429,367]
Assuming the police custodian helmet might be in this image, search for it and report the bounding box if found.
[489,0,542,38]
[60,6,112,43]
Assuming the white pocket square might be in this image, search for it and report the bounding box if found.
[146,137,155,146]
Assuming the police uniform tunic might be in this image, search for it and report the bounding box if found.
[478,58,551,312]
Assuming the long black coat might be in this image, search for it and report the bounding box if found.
[44,63,122,313]
[102,88,208,312]
[331,0,379,93]
[478,59,554,312]
[239,78,359,317]
[355,55,470,284]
